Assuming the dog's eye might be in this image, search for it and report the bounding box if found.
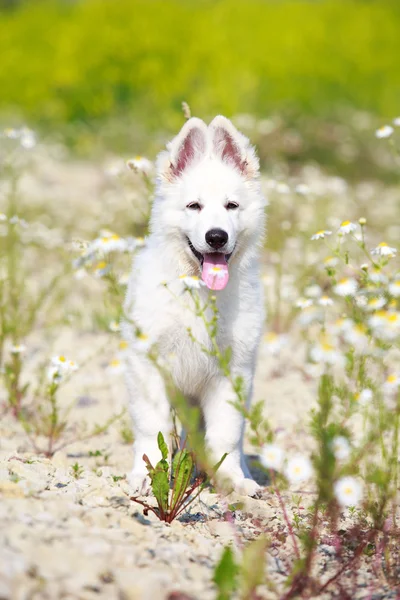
[186,202,202,211]
[226,201,239,210]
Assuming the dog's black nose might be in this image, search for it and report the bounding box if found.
[205,228,229,250]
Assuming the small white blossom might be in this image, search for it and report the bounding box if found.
[10,344,26,354]
[324,256,339,268]
[371,242,397,258]
[260,444,285,471]
[310,340,344,366]
[389,279,400,297]
[383,373,399,395]
[334,476,363,507]
[48,356,78,382]
[393,117,400,127]
[318,295,333,307]
[343,323,369,352]
[311,230,332,240]
[109,320,121,333]
[127,156,153,176]
[0,213,6,221]
[365,297,386,311]
[179,275,204,289]
[375,125,394,139]
[296,297,313,309]
[106,358,125,375]
[355,388,373,406]
[263,332,288,356]
[338,221,357,235]
[90,233,128,255]
[333,278,358,297]
[285,455,313,484]
[20,129,36,149]
[276,182,290,194]
[332,436,351,460]
[295,184,310,195]
[304,284,322,298]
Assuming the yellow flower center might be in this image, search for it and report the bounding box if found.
[344,487,353,495]
[341,221,350,227]
[387,375,397,383]
[119,341,128,350]
[378,242,388,247]
[59,356,66,362]
[96,261,107,270]
[110,359,120,367]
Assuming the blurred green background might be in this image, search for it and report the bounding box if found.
[1,0,399,174]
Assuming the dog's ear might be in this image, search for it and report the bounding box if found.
[166,117,208,178]
[209,116,259,178]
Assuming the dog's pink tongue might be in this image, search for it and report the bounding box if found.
[201,253,229,290]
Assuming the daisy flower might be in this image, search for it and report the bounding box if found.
[355,388,373,406]
[263,332,288,356]
[332,436,351,461]
[319,295,333,307]
[304,284,322,298]
[333,277,358,297]
[310,340,344,366]
[109,321,121,333]
[91,233,128,255]
[383,373,399,394]
[389,279,400,297]
[368,267,388,285]
[295,298,313,309]
[375,125,394,139]
[179,275,204,289]
[132,333,151,353]
[276,182,290,194]
[393,117,400,127]
[338,221,357,235]
[52,355,68,368]
[295,184,310,195]
[127,156,153,176]
[10,344,26,354]
[365,297,386,311]
[334,476,363,507]
[94,261,110,278]
[343,323,369,351]
[20,128,36,149]
[260,444,284,472]
[118,340,129,352]
[311,230,332,240]
[284,455,313,484]
[371,242,397,258]
[324,256,339,268]
[106,358,125,375]
[0,213,6,221]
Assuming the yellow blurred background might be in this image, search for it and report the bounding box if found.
[1,0,399,174]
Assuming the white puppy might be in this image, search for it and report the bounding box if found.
[123,116,266,496]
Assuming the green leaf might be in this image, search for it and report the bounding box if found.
[157,431,168,461]
[171,450,194,511]
[151,467,170,514]
[240,537,268,598]
[213,546,239,600]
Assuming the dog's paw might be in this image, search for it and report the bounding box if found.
[127,470,151,496]
[233,477,262,498]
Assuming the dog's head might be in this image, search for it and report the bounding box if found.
[151,116,266,290]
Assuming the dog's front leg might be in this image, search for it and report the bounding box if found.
[202,372,260,497]
[124,351,172,495]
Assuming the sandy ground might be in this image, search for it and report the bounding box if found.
[0,151,398,599]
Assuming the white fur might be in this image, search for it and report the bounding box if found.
[123,116,267,496]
